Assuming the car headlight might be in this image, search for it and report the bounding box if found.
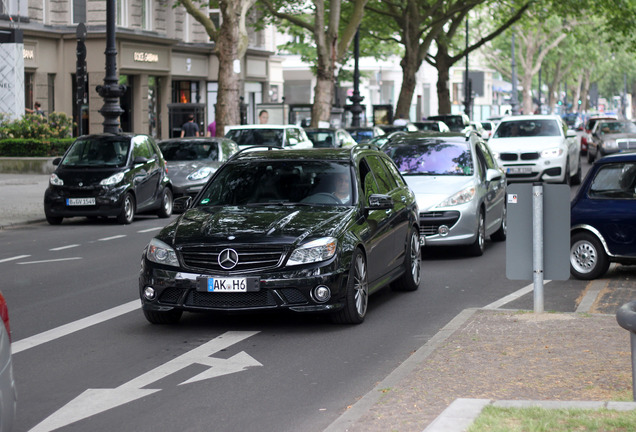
[602,140,617,149]
[287,237,337,266]
[434,186,475,208]
[146,238,179,267]
[50,173,64,186]
[100,172,125,186]
[187,167,214,181]
[540,147,564,159]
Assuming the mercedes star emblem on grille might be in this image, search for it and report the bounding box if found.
[218,248,239,270]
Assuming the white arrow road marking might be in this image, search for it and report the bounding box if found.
[29,331,262,432]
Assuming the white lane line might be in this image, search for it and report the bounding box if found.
[17,257,83,265]
[98,235,127,241]
[138,227,162,233]
[482,280,552,310]
[12,300,139,354]
[0,255,30,263]
[50,244,80,251]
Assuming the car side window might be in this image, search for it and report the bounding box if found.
[589,163,636,199]
[474,145,487,180]
[381,157,406,188]
[133,136,153,159]
[366,155,394,193]
[359,159,379,199]
[478,141,497,170]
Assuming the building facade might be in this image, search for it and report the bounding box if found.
[5,0,282,138]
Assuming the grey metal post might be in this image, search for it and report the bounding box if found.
[616,301,636,400]
[533,183,544,313]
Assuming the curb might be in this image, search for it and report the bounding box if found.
[324,308,479,432]
[424,399,636,432]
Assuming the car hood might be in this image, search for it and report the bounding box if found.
[167,161,221,178]
[488,137,565,152]
[403,175,475,210]
[162,205,355,247]
[600,132,636,140]
[54,166,127,186]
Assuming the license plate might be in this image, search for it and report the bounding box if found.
[66,197,96,206]
[506,167,532,174]
[196,277,259,293]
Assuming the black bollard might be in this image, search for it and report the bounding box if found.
[616,300,636,401]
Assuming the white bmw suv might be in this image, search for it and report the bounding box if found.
[488,115,581,185]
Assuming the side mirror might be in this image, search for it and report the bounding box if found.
[288,138,299,146]
[52,157,61,166]
[566,130,577,138]
[367,194,394,210]
[486,168,503,182]
[173,196,192,213]
[133,156,149,164]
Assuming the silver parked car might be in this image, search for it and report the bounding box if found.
[158,137,239,198]
[383,132,507,256]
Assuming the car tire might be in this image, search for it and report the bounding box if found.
[46,215,63,225]
[332,249,368,324]
[157,187,173,218]
[570,232,610,280]
[117,192,135,224]
[467,210,485,256]
[562,158,571,186]
[491,204,507,242]
[143,308,183,325]
[392,226,421,292]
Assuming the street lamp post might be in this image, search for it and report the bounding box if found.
[464,18,470,118]
[349,28,364,127]
[96,0,126,133]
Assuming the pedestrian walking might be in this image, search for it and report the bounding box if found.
[181,114,200,137]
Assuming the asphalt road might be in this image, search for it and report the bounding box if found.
[0,156,594,432]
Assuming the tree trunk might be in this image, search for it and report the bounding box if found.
[580,69,592,113]
[215,2,241,135]
[312,70,334,127]
[434,46,452,115]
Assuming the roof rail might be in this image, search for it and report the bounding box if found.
[227,144,284,162]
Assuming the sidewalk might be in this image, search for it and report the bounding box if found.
[0,173,50,228]
[326,307,635,431]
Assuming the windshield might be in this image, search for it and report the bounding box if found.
[597,121,636,134]
[305,131,336,148]
[196,160,354,206]
[61,137,130,167]
[429,116,464,131]
[159,140,219,161]
[384,141,473,176]
[493,119,561,138]
[225,128,283,147]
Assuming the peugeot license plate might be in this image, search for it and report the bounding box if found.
[196,277,260,293]
[66,197,96,206]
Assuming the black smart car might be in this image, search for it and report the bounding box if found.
[44,133,173,225]
[139,145,421,325]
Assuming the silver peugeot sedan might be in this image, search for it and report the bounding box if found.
[383,131,507,256]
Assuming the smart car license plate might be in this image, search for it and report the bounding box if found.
[507,167,532,174]
[66,197,96,206]
[196,277,259,293]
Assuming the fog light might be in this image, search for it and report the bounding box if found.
[313,285,331,303]
[438,225,450,236]
[144,287,156,300]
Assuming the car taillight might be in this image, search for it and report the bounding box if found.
[0,293,10,342]
[164,160,168,174]
[581,137,587,145]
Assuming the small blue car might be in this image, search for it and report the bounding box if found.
[570,152,636,279]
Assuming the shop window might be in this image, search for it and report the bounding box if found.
[172,80,199,104]
[24,72,34,113]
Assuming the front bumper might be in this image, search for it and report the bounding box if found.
[419,200,479,246]
[139,258,350,315]
[498,160,565,183]
[44,185,127,218]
